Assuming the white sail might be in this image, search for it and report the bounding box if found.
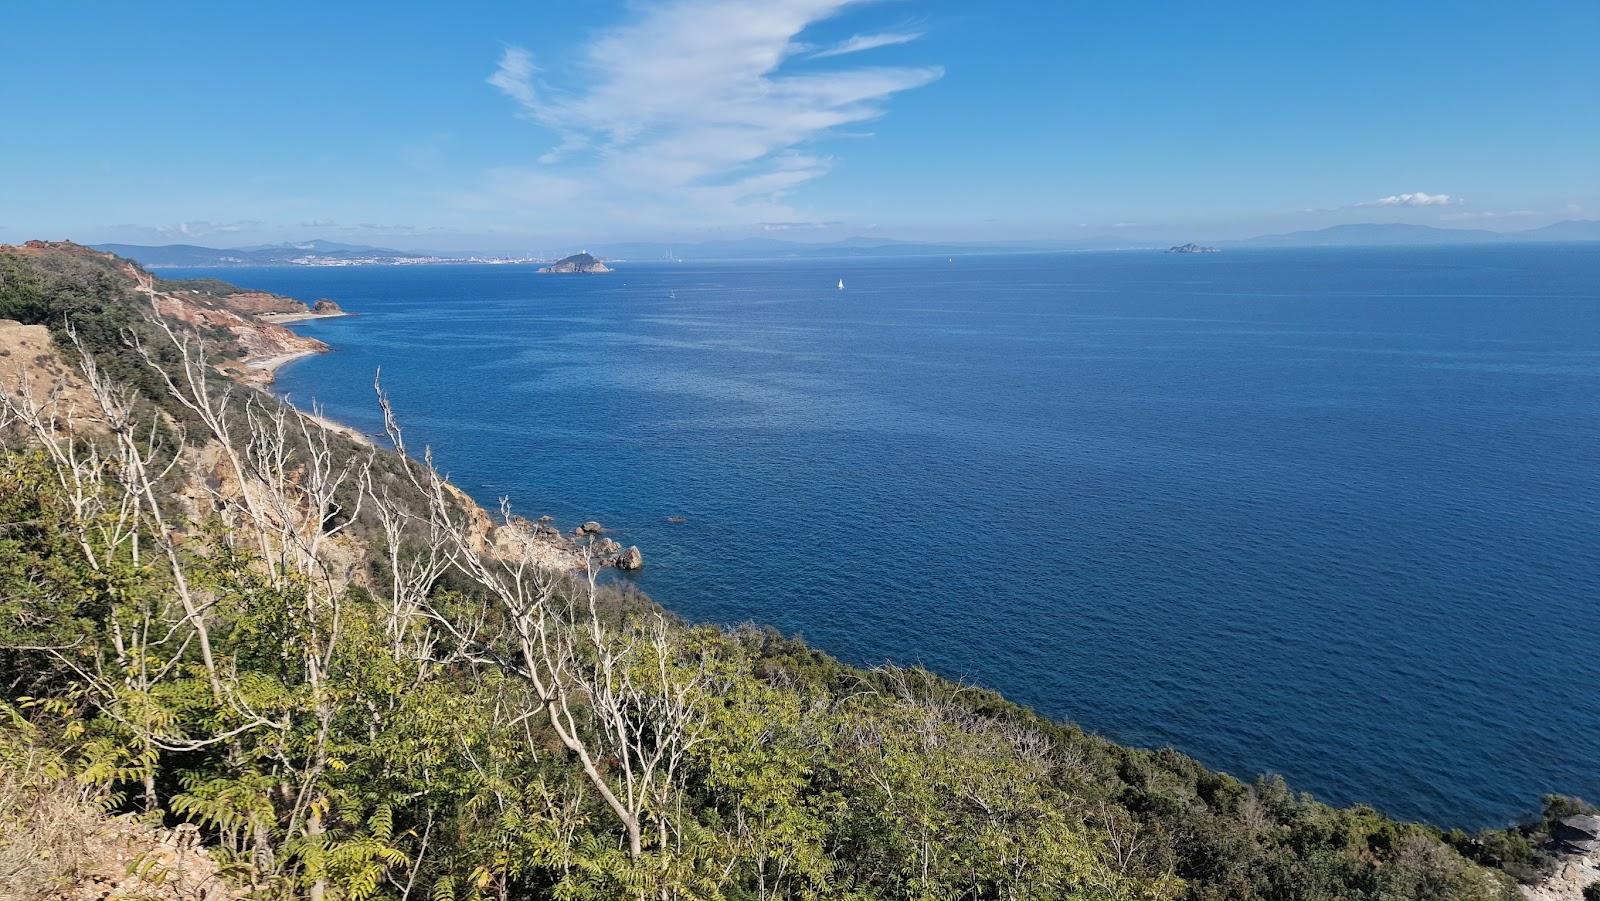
[837,278,844,290]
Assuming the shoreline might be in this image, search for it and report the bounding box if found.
[247,306,349,383]
[240,316,608,571]
[242,342,374,448]
[300,406,373,447]
[243,348,374,446]
[245,348,322,381]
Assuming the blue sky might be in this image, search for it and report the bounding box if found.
[2,0,1596,251]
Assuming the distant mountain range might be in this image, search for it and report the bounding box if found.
[1229,220,1600,248]
[91,220,1600,267]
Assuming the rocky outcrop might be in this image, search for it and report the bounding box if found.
[311,299,343,314]
[1520,856,1599,901]
[580,521,604,535]
[615,545,644,571]
[0,779,239,901]
[491,514,589,572]
[48,819,239,901]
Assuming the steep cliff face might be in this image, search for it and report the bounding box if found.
[122,263,328,384]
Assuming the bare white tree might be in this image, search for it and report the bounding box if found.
[376,379,711,888]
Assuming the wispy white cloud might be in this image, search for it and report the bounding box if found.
[487,46,539,111]
[760,219,844,231]
[479,0,942,230]
[1366,192,1453,207]
[147,220,264,239]
[810,30,925,58]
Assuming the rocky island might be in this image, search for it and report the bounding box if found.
[539,251,612,273]
[1167,243,1220,253]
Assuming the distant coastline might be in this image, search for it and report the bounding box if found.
[91,219,1600,270]
[92,240,544,268]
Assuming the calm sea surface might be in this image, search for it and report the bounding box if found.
[170,246,1600,828]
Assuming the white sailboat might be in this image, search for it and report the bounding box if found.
[837,278,844,291]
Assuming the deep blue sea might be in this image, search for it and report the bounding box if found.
[169,245,1600,828]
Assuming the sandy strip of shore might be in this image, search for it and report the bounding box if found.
[239,351,374,447]
[300,408,373,447]
[246,348,320,379]
[259,310,350,324]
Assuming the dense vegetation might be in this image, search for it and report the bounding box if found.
[0,244,1566,900]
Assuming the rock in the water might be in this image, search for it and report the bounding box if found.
[580,520,604,534]
[616,546,644,570]
[666,515,687,525]
[595,537,622,557]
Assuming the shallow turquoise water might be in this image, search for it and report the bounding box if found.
[175,245,1600,827]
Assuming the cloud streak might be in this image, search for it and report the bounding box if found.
[1367,192,1453,207]
[142,220,265,239]
[481,0,942,230]
[810,30,925,58]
